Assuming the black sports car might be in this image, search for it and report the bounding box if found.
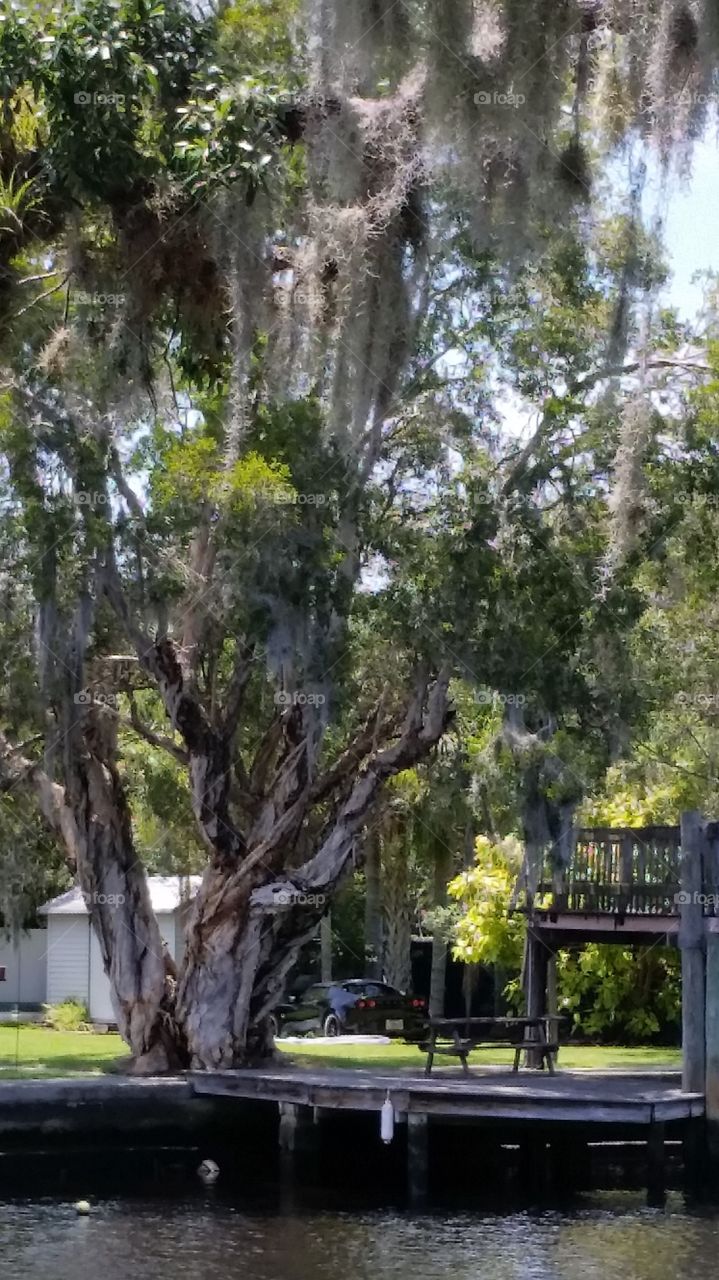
[269,979,427,1039]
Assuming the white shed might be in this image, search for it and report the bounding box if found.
[39,876,201,1024]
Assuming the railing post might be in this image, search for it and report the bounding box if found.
[551,864,568,912]
[679,811,706,1095]
[619,831,634,914]
[525,928,549,1068]
[704,823,719,1152]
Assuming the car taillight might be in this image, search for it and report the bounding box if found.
[366,999,376,1008]
[411,998,425,1009]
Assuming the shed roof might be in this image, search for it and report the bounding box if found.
[39,875,202,916]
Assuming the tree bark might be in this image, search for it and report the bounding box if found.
[64,714,186,1072]
[175,672,452,1066]
[428,841,452,1017]
[101,579,455,1067]
[0,724,184,1071]
[382,828,412,992]
[320,912,333,982]
[364,828,383,978]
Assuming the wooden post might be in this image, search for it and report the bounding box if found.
[278,1101,299,1211]
[278,1101,299,1153]
[525,929,549,1068]
[705,928,719,1150]
[647,1119,667,1208]
[278,1101,319,1158]
[679,811,706,1095]
[407,1112,429,1206]
[683,1116,708,1198]
[704,824,719,1156]
[547,954,558,1019]
[619,831,634,913]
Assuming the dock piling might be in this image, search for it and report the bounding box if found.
[407,1113,429,1206]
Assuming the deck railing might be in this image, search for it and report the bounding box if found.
[535,825,682,916]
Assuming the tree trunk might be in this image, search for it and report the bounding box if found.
[63,712,186,1072]
[175,861,274,1067]
[382,830,412,992]
[320,912,333,982]
[0,720,184,1071]
[428,842,452,1017]
[99,597,453,1066]
[364,829,383,978]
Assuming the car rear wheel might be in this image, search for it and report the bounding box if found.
[323,1013,341,1037]
[267,1014,280,1040]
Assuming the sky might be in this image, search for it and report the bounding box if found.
[651,130,719,322]
[496,128,719,446]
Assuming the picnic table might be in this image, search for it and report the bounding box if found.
[420,1015,561,1076]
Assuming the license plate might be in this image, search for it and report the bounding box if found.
[386,1019,404,1031]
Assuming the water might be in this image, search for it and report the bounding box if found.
[2,1191,719,1280]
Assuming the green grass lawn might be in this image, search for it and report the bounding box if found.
[0,1025,126,1079]
[277,1039,682,1073]
[0,1024,682,1080]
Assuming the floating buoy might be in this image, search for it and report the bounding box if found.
[380,1094,395,1145]
[74,1200,91,1215]
[197,1158,220,1185]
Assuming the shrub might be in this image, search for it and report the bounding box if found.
[557,945,681,1043]
[42,998,91,1032]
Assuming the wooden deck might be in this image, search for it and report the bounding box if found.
[519,826,693,943]
[190,1065,703,1126]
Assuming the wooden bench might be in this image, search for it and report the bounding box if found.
[420,1016,561,1077]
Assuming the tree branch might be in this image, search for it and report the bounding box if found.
[0,731,80,862]
[124,694,189,764]
[221,638,256,740]
[251,665,453,908]
[310,699,401,804]
[502,350,711,496]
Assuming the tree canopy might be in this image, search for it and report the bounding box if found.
[1,0,718,1066]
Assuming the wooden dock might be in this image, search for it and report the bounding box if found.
[190,1064,702,1125]
[190,1064,705,1204]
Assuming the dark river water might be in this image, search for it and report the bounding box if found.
[2,1191,718,1280]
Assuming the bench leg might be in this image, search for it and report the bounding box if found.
[424,1052,434,1077]
[546,1051,556,1076]
[513,1045,521,1072]
[459,1052,470,1076]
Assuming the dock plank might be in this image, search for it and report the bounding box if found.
[190,1066,704,1126]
